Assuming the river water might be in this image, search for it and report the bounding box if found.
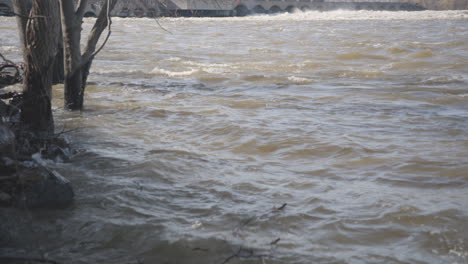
[1,10,468,264]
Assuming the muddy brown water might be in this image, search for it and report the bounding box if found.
[1,10,468,264]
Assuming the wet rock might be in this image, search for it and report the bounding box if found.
[0,64,22,89]
[40,143,71,162]
[0,191,12,204]
[0,123,15,158]
[0,98,7,116]
[0,123,17,176]
[15,166,74,209]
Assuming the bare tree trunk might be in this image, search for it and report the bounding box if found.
[12,0,28,51]
[59,0,87,110]
[60,0,117,111]
[80,0,118,90]
[15,0,60,135]
[53,27,65,85]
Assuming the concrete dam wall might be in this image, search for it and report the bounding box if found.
[1,0,467,17]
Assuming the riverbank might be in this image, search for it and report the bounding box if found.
[1,89,74,209]
[0,125,75,209]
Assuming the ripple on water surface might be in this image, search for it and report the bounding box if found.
[1,11,468,264]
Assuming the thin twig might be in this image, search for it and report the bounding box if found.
[273,203,287,211]
[12,12,47,19]
[89,0,112,60]
[225,203,287,263]
[221,246,242,264]
[234,203,287,235]
[154,19,172,34]
[0,53,14,64]
[136,0,172,34]
[54,127,80,137]
[221,246,273,264]
[269,238,280,245]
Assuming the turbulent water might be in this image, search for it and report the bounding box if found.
[1,10,468,264]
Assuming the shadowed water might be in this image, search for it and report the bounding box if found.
[1,10,468,264]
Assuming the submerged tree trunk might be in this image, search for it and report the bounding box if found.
[59,0,86,110]
[14,0,60,135]
[60,0,118,111]
[52,29,65,85]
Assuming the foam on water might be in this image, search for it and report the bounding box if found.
[150,67,199,77]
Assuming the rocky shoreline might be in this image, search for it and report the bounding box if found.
[1,84,74,209]
[0,121,75,209]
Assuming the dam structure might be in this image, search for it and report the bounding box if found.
[0,0,467,17]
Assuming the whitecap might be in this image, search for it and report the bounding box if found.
[288,76,314,85]
[151,67,198,77]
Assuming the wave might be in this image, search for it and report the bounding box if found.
[287,76,315,85]
[150,67,199,77]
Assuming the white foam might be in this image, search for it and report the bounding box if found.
[92,69,144,75]
[288,76,314,84]
[167,57,183,62]
[180,61,235,74]
[151,67,198,77]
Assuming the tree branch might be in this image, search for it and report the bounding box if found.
[75,0,88,17]
[12,0,28,51]
[137,0,172,34]
[81,0,118,64]
[88,0,112,60]
[221,246,243,264]
[12,12,47,19]
[0,53,14,65]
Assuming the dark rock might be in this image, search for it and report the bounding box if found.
[15,166,74,209]
[0,123,15,159]
[0,191,12,203]
[40,144,70,162]
[0,97,8,116]
[0,64,22,89]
